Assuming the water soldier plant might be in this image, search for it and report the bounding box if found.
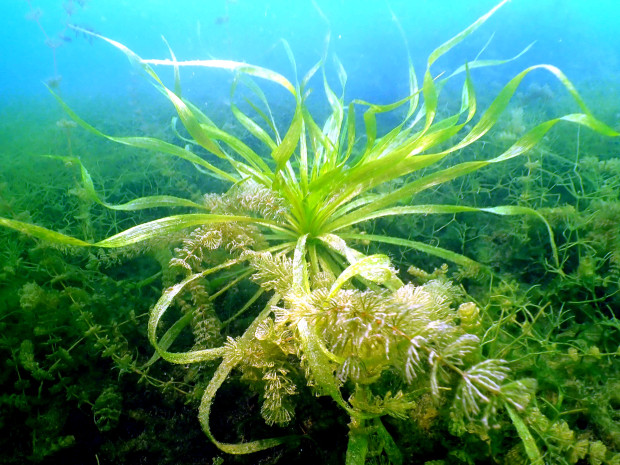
[2,1,618,463]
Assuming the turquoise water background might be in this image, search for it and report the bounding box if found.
[2,0,619,104]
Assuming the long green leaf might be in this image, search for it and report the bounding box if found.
[375,418,403,465]
[338,67,619,227]
[198,295,297,454]
[297,318,351,413]
[271,103,303,171]
[345,424,369,465]
[68,21,294,95]
[143,311,193,368]
[331,204,559,267]
[293,234,309,291]
[230,92,277,151]
[506,405,544,465]
[341,232,488,273]
[427,0,510,66]
[328,254,397,297]
[147,263,234,364]
[70,25,287,177]
[49,88,237,183]
[46,155,207,211]
[0,217,92,247]
[0,213,286,249]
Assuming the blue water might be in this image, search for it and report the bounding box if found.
[0,0,620,98]
[2,0,619,105]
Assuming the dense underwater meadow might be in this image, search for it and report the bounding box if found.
[0,0,619,464]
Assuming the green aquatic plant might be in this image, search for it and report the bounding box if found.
[0,241,178,462]
[410,118,620,463]
[2,1,619,463]
[23,0,91,87]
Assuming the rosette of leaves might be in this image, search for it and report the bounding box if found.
[1,1,618,463]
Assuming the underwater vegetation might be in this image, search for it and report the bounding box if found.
[23,0,92,87]
[1,1,619,463]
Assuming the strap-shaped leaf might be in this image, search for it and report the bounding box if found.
[0,213,284,248]
[387,3,419,120]
[341,232,487,273]
[143,311,193,368]
[199,358,295,454]
[96,213,284,247]
[336,64,620,227]
[70,25,293,176]
[345,422,369,465]
[318,233,365,265]
[231,98,277,151]
[49,88,237,183]
[427,0,510,66]
[417,0,510,142]
[297,318,352,413]
[506,405,544,465]
[312,66,476,212]
[239,75,282,143]
[147,263,235,364]
[271,103,303,171]
[0,217,92,247]
[333,203,559,267]
[198,295,297,454]
[46,155,207,211]
[292,234,309,291]
[162,35,182,97]
[328,254,396,297]
[141,58,297,94]
[197,119,271,173]
[375,418,403,465]
[69,27,234,166]
[342,102,357,163]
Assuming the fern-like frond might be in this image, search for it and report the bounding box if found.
[391,283,453,326]
[261,367,297,426]
[429,334,481,397]
[204,180,287,220]
[349,388,416,420]
[244,251,294,295]
[170,226,223,273]
[232,181,288,221]
[442,334,480,367]
[454,359,510,419]
[404,336,428,382]
[500,378,536,412]
[171,221,259,273]
[178,281,222,350]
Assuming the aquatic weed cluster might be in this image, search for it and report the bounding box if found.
[1,1,619,464]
